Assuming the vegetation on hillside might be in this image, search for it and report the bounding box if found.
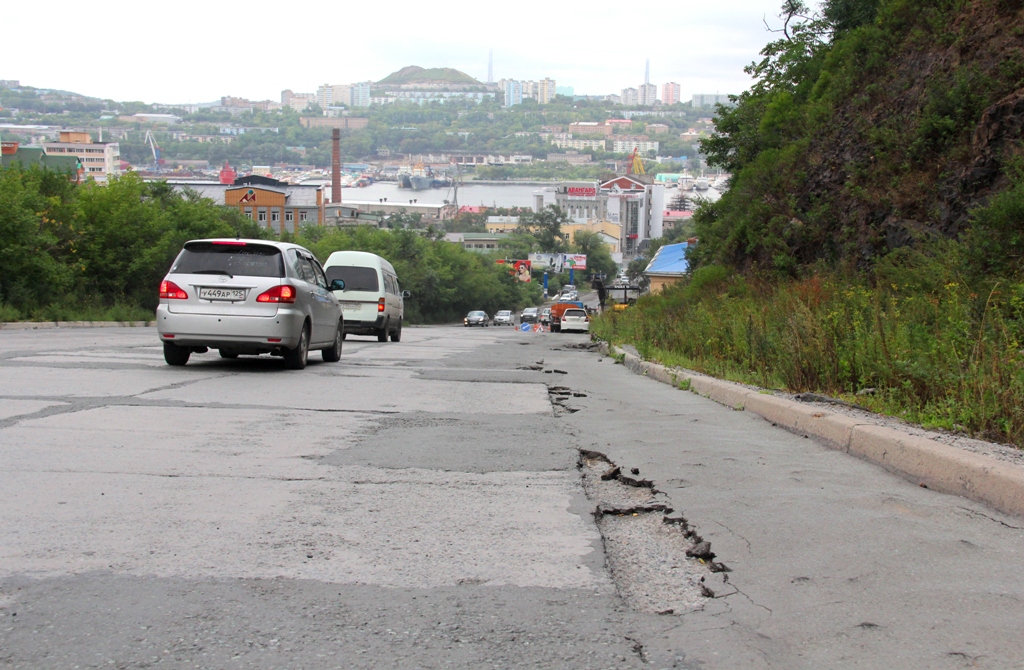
[597,0,1024,446]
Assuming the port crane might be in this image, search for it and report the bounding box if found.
[144,130,165,168]
[626,147,645,175]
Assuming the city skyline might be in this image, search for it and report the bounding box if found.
[5,0,788,105]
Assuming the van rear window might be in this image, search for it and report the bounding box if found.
[172,242,284,278]
[325,266,379,292]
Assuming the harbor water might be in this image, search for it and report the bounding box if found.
[335,181,720,209]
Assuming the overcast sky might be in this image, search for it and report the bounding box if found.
[7,0,790,104]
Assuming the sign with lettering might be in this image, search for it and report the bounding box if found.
[566,187,596,197]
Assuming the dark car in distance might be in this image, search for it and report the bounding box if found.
[464,310,490,327]
[520,307,540,324]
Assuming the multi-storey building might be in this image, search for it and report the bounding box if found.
[620,88,639,106]
[503,80,522,107]
[662,82,680,105]
[551,138,606,151]
[283,91,315,112]
[351,82,372,107]
[537,78,556,104]
[331,84,353,107]
[316,84,333,108]
[612,139,660,154]
[299,117,370,130]
[639,83,657,106]
[569,122,612,136]
[42,131,120,182]
[547,176,664,258]
[692,93,732,108]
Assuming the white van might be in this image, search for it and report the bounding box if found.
[323,251,408,342]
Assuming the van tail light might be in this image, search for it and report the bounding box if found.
[256,284,297,303]
[378,297,385,313]
[160,280,188,300]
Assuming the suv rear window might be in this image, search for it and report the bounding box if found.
[172,242,284,278]
[325,266,379,292]
[564,309,586,317]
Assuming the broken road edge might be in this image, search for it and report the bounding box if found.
[600,342,1024,519]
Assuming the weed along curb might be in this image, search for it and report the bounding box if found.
[603,343,1024,519]
[0,321,153,331]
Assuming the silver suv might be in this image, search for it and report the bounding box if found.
[156,239,345,370]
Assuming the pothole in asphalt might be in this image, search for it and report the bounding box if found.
[578,450,730,614]
[548,385,585,414]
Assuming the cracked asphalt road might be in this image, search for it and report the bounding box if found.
[1,325,1023,669]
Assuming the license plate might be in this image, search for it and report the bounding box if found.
[199,287,246,301]
[340,302,361,310]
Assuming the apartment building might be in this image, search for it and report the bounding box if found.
[569,122,612,136]
[662,82,680,105]
[692,93,732,108]
[537,78,556,104]
[316,84,333,108]
[639,83,657,106]
[299,117,370,130]
[552,138,606,151]
[612,139,660,154]
[621,88,639,106]
[42,131,120,182]
[503,80,522,107]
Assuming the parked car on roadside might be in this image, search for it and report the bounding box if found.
[464,310,490,327]
[157,239,344,370]
[493,310,515,326]
[520,307,540,324]
[559,307,590,333]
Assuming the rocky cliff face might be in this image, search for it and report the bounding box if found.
[700,0,1024,271]
[809,0,1024,262]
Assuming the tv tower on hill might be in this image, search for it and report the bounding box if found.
[488,50,493,83]
[640,58,657,106]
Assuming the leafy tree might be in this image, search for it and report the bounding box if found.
[517,205,568,253]
[571,230,617,280]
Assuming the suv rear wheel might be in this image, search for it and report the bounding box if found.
[163,342,191,366]
[284,324,310,370]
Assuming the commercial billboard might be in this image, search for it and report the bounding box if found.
[497,259,532,282]
[562,254,587,270]
[526,253,587,272]
[529,253,562,273]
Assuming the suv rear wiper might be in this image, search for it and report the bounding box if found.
[192,270,234,278]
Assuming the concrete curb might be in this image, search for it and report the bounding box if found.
[0,321,153,331]
[604,343,1024,518]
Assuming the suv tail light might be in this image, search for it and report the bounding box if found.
[378,297,386,313]
[257,284,297,303]
[160,280,188,300]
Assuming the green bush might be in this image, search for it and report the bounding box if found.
[594,239,1024,445]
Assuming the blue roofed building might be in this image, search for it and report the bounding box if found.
[644,241,691,292]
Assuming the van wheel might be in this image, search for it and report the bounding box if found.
[284,324,310,370]
[390,321,402,342]
[163,342,190,366]
[219,350,238,359]
[377,319,389,342]
[322,325,343,362]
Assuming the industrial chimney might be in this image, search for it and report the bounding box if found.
[331,128,341,204]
